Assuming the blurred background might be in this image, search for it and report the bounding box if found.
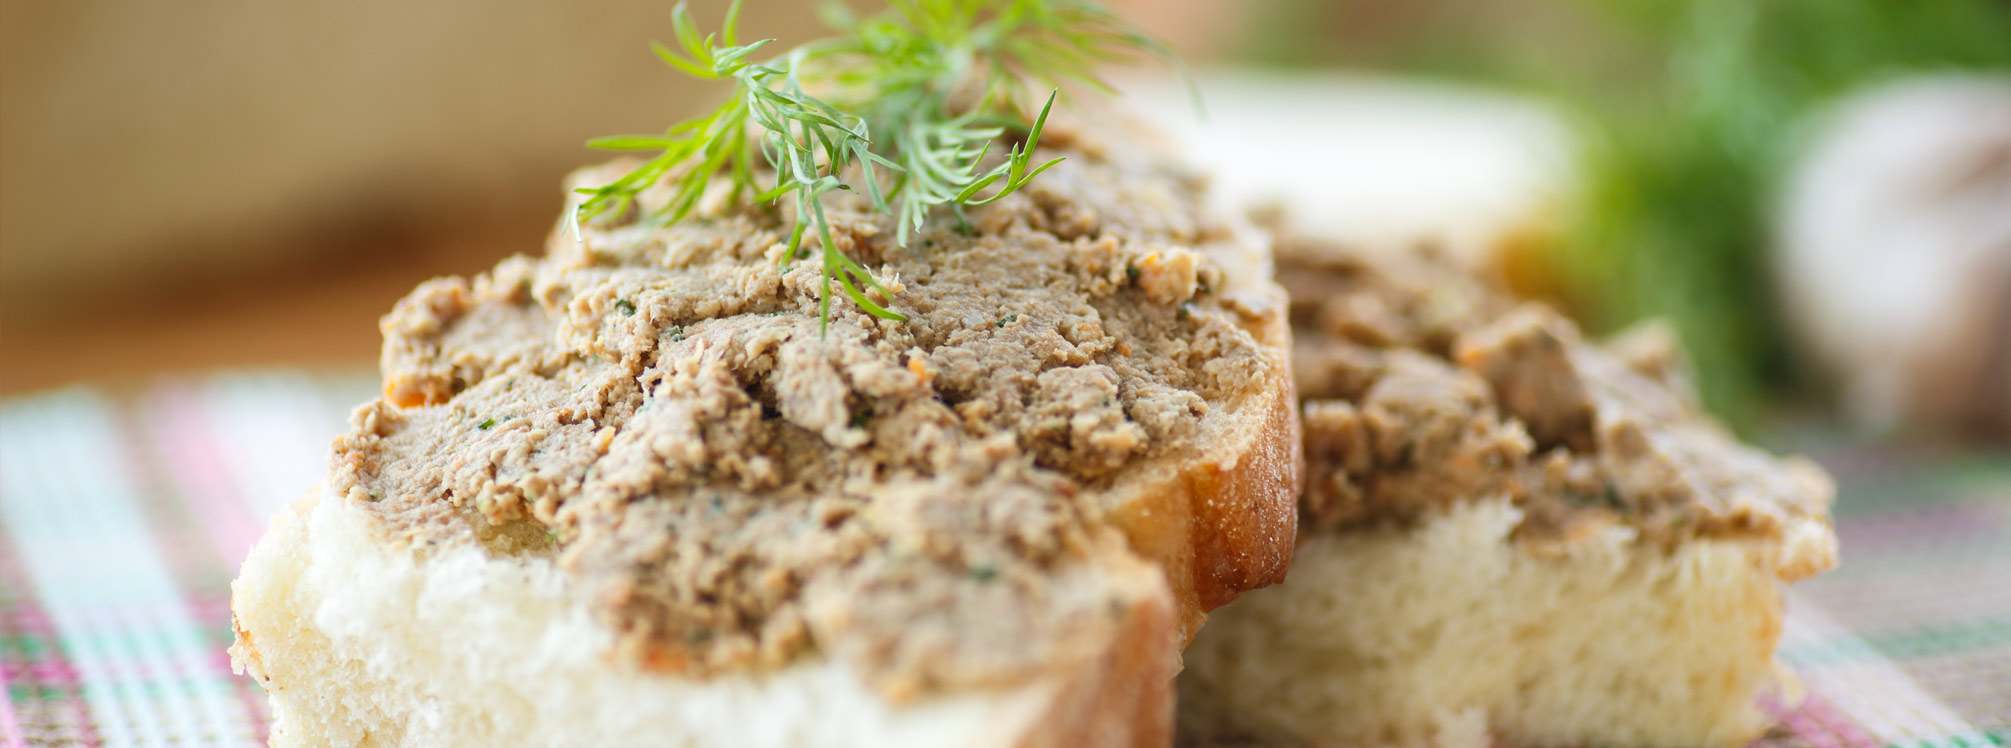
[2,3,2010,744]
[2,0,2007,434]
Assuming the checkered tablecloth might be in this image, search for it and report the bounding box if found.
[0,372,2005,747]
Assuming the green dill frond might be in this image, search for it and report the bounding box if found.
[572,0,1177,333]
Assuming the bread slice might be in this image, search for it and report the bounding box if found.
[229,116,1299,747]
[232,490,1176,748]
[1176,239,1837,748]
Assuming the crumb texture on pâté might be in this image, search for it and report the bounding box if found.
[1277,238,1833,556]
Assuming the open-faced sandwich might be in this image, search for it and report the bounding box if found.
[227,3,1300,747]
[1176,236,1838,748]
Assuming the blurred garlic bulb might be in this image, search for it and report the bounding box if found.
[1777,76,2011,437]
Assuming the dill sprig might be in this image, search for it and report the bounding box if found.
[571,0,1177,332]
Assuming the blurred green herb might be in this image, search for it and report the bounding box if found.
[574,0,1179,333]
[1242,0,2011,426]
[1553,0,2011,425]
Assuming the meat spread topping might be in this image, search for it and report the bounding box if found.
[328,122,1279,695]
[1282,239,1832,549]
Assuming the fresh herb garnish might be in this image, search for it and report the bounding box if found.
[477,418,496,430]
[614,298,637,316]
[572,0,1178,333]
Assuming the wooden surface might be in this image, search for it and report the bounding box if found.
[0,213,547,397]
